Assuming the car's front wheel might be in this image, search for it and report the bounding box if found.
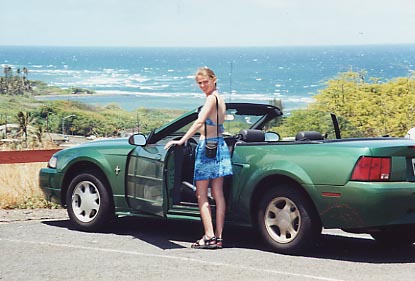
[257,184,321,254]
[66,172,113,231]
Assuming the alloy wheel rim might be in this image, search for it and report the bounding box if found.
[264,197,301,244]
[71,180,101,223]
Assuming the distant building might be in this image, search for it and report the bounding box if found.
[0,124,20,137]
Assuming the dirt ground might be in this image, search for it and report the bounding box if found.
[0,208,68,222]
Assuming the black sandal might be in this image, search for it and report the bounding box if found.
[216,237,223,249]
[191,236,217,249]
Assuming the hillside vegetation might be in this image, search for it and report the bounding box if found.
[275,70,415,139]
[1,67,184,149]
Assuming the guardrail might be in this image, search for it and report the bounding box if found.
[0,149,61,164]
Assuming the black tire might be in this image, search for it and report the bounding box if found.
[257,184,322,254]
[66,172,113,231]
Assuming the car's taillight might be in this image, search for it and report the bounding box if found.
[350,156,391,181]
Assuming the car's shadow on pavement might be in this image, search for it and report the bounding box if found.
[44,216,415,263]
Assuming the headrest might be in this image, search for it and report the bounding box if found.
[295,131,324,141]
[239,129,265,142]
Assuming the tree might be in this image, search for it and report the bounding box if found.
[16,111,32,145]
[3,65,12,78]
[1,66,32,96]
[22,67,28,78]
[308,71,415,137]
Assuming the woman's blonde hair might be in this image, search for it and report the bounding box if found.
[195,67,216,81]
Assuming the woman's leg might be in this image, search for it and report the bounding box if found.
[195,179,215,238]
[211,177,226,238]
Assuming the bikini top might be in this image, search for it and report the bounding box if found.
[200,95,225,134]
[205,117,225,133]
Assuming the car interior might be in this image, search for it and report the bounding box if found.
[168,128,327,208]
[169,128,274,207]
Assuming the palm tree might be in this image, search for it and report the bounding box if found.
[3,65,11,78]
[0,77,5,94]
[22,67,28,78]
[22,67,31,93]
[16,111,36,146]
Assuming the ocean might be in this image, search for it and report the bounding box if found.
[1,45,415,111]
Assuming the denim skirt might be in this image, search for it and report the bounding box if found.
[193,137,233,181]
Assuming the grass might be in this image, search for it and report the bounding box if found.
[0,162,59,209]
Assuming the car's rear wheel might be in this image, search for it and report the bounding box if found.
[66,172,113,231]
[257,184,321,254]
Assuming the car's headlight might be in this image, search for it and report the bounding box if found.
[48,156,58,169]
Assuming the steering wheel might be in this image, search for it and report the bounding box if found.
[186,137,198,146]
[172,136,197,146]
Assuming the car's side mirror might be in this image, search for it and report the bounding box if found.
[128,134,147,146]
[265,132,280,142]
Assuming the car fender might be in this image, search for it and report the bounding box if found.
[231,158,319,225]
[56,146,133,205]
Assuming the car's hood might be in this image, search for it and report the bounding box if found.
[56,137,134,154]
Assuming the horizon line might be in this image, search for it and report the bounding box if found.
[1,43,415,49]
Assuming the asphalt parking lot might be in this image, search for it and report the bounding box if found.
[1,209,415,281]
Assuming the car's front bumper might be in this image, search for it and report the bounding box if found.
[39,167,63,205]
[315,181,415,229]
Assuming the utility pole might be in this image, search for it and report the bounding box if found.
[62,114,75,135]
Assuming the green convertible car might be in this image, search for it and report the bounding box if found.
[40,103,415,254]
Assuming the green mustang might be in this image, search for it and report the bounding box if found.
[39,103,415,254]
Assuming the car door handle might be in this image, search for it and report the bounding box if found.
[232,162,250,168]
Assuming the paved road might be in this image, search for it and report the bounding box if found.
[1,211,415,281]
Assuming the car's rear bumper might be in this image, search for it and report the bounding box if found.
[39,167,63,205]
[315,181,415,229]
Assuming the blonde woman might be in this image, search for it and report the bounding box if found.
[164,67,233,249]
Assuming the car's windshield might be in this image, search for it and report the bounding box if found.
[150,103,281,145]
[170,109,267,137]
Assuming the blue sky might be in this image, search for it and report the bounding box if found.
[1,0,415,47]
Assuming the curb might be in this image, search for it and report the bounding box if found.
[0,208,68,223]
